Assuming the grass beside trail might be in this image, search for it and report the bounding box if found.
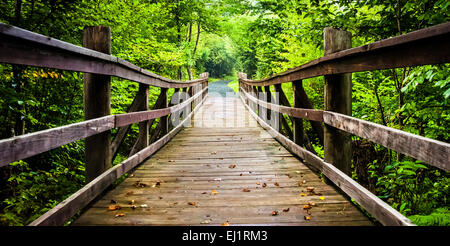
[208,74,239,93]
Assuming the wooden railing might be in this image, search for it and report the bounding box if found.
[0,23,209,225]
[239,22,450,226]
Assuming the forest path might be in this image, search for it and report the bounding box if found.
[208,80,236,97]
[72,95,373,225]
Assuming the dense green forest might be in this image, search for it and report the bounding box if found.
[0,0,449,226]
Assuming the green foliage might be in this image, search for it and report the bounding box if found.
[409,208,450,226]
[0,142,85,226]
[370,160,449,216]
[196,35,236,78]
[0,0,449,226]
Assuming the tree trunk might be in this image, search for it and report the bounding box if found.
[193,21,200,56]
[187,67,193,80]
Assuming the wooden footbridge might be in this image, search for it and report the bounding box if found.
[0,22,449,226]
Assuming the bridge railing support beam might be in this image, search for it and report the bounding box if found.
[130,84,149,155]
[323,27,353,176]
[83,26,112,182]
[264,85,272,123]
[293,80,304,147]
[160,87,169,136]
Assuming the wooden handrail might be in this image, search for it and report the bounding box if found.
[240,22,450,86]
[29,94,209,226]
[0,87,207,167]
[240,88,324,122]
[239,86,450,172]
[238,22,450,226]
[239,89,415,226]
[323,112,450,171]
[0,23,207,88]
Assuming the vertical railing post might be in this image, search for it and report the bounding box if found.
[293,80,304,147]
[251,86,256,111]
[200,72,208,99]
[205,72,209,96]
[83,26,112,182]
[160,87,169,136]
[135,84,149,150]
[264,85,271,123]
[323,27,353,176]
[83,26,111,182]
[257,86,264,120]
[239,73,248,105]
[187,85,193,114]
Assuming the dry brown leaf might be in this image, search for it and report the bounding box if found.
[262,183,267,188]
[126,191,134,196]
[306,187,315,192]
[274,182,280,187]
[229,164,236,169]
[240,173,243,176]
[283,208,290,212]
[188,202,197,206]
[134,181,146,188]
[272,211,279,216]
[298,182,303,187]
[108,205,121,211]
[242,188,251,192]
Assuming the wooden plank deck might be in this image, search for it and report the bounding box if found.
[73,95,373,226]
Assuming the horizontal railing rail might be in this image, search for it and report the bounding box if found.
[241,89,324,122]
[240,88,450,171]
[0,23,206,88]
[0,86,207,167]
[240,22,450,87]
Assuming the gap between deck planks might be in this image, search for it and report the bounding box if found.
[73,96,373,226]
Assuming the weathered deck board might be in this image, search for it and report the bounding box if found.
[73,96,373,226]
